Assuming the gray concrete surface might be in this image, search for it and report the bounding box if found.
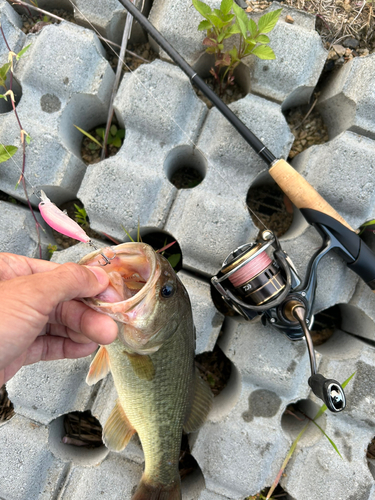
[318,53,375,141]
[1,1,375,499]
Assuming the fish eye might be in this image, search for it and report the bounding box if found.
[160,283,175,299]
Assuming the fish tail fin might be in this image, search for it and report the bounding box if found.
[132,477,181,500]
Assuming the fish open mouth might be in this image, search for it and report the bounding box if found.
[79,243,161,321]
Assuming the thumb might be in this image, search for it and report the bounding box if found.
[37,263,110,310]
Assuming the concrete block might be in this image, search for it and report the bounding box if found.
[245,3,327,109]
[78,59,207,241]
[149,0,220,65]
[316,330,375,423]
[0,0,26,67]
[191,317,313,499]
[340,280,375,342]
[0,200,56,258]
[179,270,224,354]
[0,414,67,500]
[149,0,326,109]
[73,0,149,45]
[59,453,143,500]
[281,405,374,500]
[318,53,375,140]
[165,93,294,276]
[0,21,115,205]
[291,131,375,231]
[6,357,95,425]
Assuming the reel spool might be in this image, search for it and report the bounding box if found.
[212,231,293,319]
[220,238,285,307]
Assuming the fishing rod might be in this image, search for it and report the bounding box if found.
[117,0,375,412]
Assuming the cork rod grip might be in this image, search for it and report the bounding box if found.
[269,159,353,232]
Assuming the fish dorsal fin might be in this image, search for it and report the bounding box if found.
[183,368,214,434]
[125,352,155,381]
[103,400,136,452]
[86,346,110,386]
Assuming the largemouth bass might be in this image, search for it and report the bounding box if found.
[79,242,213,500]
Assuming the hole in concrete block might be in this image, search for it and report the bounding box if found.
[367,436,375,480]
[193,52,248,106]
[247,484,290,500]
[0,385,15,425]
[179,433,206,497]
[0,76,22,113]
[195,343,241,422]
[311,305,341,347]
[310,305,364,360]
[59,94,125,161]
[164,145,206,189]
[14,1,75,27]
[247,180,294,238]
[123,228,183,273]
[284,100,329,160]
[49,410,109,465]
[195,344,232,397]
[281,399,327,446]
[79,121,125,165]
[106,40,158,75]
[49,198,107,250]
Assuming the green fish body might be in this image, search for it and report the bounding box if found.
[80,243,213,500]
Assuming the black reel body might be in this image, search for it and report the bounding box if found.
[211,229,346,412]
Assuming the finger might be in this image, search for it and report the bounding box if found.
[47,324,94,343]
[24,336,98,365]
[1,352,27,385]
[45,263,110,305]
[11,263,111,318]
[0,253,59,280]
[51,300,118,345]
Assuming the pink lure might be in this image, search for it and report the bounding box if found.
[38,191,90,243]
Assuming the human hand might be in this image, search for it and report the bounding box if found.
[0,253,118,386]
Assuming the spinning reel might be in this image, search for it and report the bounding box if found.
[212,227,347,413]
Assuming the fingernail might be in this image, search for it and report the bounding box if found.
[84,266,109,286]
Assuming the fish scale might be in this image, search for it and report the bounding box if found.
[106,308,195,486]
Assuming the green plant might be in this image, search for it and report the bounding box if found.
[47,244,58,257]
[192,0,282,95]
[74,204,88,226]
[95,124,125,149]
[74,124,125,153]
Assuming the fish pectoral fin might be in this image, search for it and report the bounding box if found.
[86,346,110,386]
[183,368,214,434]
[103,400,136,452]
[125,352,155,381]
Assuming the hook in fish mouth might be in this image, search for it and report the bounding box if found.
[79,242,159,312]
[88,240,117,266]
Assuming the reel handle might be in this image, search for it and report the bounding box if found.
[286,302,346,412]
[308,374,346,413]
[269,159,353,231]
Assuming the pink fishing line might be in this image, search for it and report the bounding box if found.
[38,191,90,243]
[229,251,272,287]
